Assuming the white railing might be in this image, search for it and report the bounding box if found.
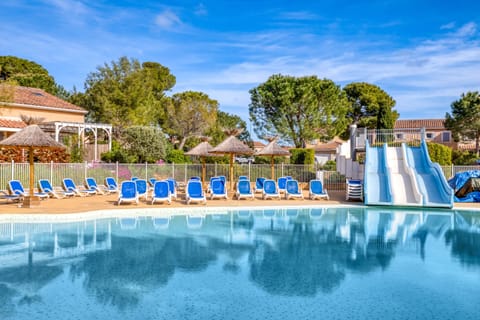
[0,162,348,192]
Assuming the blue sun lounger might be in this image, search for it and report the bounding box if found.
[118,180,138,205]
[135,179,148,201]
[105,177,119,193]
[210,178,228,200]
[254,177,266,193]
[235,179,254,200]
[285,179,304,200]
[151,180,171,204]
[85,177,106,195]
[186,180,206,205]
[262,179,281,200]
[309,179,329,200]
[166,178,177,200]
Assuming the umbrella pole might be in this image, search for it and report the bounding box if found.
[25,147,39,208]
[271,156,275,180]
[230,153,234,191]
[202,157,206,189]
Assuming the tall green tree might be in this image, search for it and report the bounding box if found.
[249,74,348,148]
[71,57,175,132]
[0,55,65,96]
[205,110,252,146]
[343,82,398,129]
[445,91,480,156]
[163,91,218,150]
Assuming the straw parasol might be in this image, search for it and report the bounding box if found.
[185,137,217,187]
[0,124,65,207]
[210,129,253,190]
[255,137,290,180]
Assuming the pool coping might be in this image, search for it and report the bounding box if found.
[0,203,479,223]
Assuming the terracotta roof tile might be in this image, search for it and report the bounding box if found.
[394,119,445,129]
[1,85,87,113]
[0,119,26,129]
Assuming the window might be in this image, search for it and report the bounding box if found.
[442,131,451,142]
[426,132,433,139]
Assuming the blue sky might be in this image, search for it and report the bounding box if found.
[1,0,480,134]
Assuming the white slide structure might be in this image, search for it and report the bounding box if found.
[385,146,423,206]
[364,141,453,208]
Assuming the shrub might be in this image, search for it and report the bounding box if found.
[322,160,336,171]
[290,148,314,164]
[165,149,191,164]
[452,150,477,165]
[426,142,451,165]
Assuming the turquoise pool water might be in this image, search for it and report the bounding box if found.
[0,207,479,319]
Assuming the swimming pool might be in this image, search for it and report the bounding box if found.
[0,206,479,319]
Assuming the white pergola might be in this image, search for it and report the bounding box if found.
[54,122,112,161]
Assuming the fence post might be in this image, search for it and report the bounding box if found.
[11,160,14,180]
[84,161,88,180]
[145,162,148,180]
[248,162,251,179]
[172,163,175,179]
[281,162,284,177]
[50,161,53,183]
[184,163,187,183]
[116,162,119,182]
[451,164,454,179]
[215,162,217,176]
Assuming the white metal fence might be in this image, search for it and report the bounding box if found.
[0,162,347,192]
[1,161,476,193]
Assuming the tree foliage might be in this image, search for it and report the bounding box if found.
[163,91,218,150]
[0,56,65,95]
[343,82,398,129]
[445,91,480,156]
[204,110,251,146]
[71,57,175,132]
[119,126,167,163]
[249,74,348,148]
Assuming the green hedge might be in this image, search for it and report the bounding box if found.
[289,148,314,164]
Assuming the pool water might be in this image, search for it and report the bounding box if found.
[0,207,479,320]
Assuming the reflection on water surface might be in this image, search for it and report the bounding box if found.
[0,207,479,319]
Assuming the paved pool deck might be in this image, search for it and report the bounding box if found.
[0,189,478,215]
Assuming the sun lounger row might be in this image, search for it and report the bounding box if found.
[252,177,329,200]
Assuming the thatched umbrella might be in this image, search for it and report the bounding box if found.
[210,130,253,190]
[255,137,290,180]
[185,138,217,187]
[0,125,65,207]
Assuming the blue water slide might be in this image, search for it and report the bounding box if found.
[405,141,454,208]
[364,140,392,205]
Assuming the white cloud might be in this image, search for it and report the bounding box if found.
[440,22,455,30]
[277,11,318,21]
[42,0,89,16]
[453,22,477,37]
[194,3,208,16]
[155,9,182,29]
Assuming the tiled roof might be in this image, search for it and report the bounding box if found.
[0,118,26,129]
[0,85,87,113]
[394,119,446,130]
